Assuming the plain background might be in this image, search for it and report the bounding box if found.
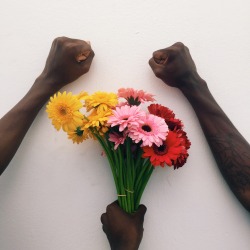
[0,0,249,249]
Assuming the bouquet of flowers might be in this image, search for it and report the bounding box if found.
[46,88,191,213]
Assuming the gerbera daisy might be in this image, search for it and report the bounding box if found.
[84,91,118,113]
[76,91,88,101]
[177,129,191,149]
[67,126,89,144]
[142,130,184,167]
[148,103,174,120]
[148,103,183,130]
[46,91,83,132]
[167,118,183,130]
[173,129,191,169]
[109,132,127,150]
[108,105,145,132]
[118,88,155,105]
[129,114,168,147]
[84,109,112,135]
[173,152,189,169]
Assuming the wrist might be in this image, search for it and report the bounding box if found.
[33,72,60,96]
[21,74,58,113]
[111,239,140,250]
[112,245,139,250]
[177,72,209,99]
[179,71,207,90]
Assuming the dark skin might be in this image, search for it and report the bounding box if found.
[102,42,250,250]
[0,37,144,250]
[149,42,250,212]
[0,36,94,175]
[1,38,248,249]
[101,201,147,250]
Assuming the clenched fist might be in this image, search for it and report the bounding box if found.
[149,42,202,88]
[41,36,94,92]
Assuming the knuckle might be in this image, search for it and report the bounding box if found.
[55,36,67,46]
[154,68,163,77]
[153,50,161,57]
[148,57,154,64]
[140,204,147,213]
[153,49,166,59]
[148,58,154,67]
[83,67,90,73]
[100,213,106,223]
[84,42,91,50]
[174,42,185,48]
[106,204,113,213]
[54,37,62,43]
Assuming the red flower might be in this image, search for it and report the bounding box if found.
[167,118,183,130]
[142,131,184,167]
[173,129,191,169]
[148,104,183,130]
[148,103,174,120]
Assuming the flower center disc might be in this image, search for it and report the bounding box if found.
[142,125,151,132]
[76,127,83,136]
[59,107,67,115]
[153,143,168,155]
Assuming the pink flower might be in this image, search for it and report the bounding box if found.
[118,88,155,105]
[128,114,168,147]
[108,105,145,132]
[116,101,129,107]
[109,132,126,150]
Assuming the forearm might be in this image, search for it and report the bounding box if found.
[180,76,250,211]
[0,75,54,175]
[0,37,94,175]
[111,246,139,250]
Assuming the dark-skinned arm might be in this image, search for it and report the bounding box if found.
[149,42,250,212]
[0,37,94,175]
[101,201,147,250]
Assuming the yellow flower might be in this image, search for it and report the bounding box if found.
[46,91,84,132]
[84,109,112,135]
[67,126,89,144]
[76,91,88,101]
[84,91,118,113]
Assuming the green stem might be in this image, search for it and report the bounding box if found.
[125,139,132,213]
[92,130,154,213]
[117,145,128,211]
[134,159,151,193]
[93,132,122,204]
[135,163,154,210]
[135,148,143,172]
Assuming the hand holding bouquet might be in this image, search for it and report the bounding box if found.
[46,88,190,213]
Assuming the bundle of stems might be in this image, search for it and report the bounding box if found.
[94,133,154,213]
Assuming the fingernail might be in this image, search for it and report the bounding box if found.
[76,50,91,62]
[163,57,168,64]
[154,58,161,64]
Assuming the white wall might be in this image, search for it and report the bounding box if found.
[0,1,249,249]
